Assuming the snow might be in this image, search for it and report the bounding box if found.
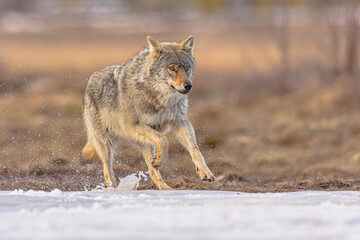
[115,171,148,190]
[1,190,360,240]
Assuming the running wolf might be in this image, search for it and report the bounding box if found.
[81,36,216,190]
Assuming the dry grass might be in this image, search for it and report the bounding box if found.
[1,28,360,192]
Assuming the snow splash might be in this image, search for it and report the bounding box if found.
[116,171,148,190]
[92,171,149,191]
[9,172,149,194]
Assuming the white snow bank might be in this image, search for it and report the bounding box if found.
[1,190,360,240]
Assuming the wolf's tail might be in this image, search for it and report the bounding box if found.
[80,139,98,165]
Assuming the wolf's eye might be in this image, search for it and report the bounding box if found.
[169,66,176,71]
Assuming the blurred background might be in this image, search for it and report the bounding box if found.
[1,0,360,191]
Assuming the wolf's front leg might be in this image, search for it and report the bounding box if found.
[124,124,171,189]
[127,124,168,169]
[141,144,173,190]
[175,121,216,182]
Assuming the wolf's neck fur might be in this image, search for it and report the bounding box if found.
[124,48,187,109]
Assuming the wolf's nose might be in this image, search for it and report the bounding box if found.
[183,83,192,91]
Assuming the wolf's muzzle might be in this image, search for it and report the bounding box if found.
[183,83,192,91]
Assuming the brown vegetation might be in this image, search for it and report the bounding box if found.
[1,26,360,192]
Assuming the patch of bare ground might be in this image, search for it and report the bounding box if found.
[1,171,360,192]
[1,29,360,192]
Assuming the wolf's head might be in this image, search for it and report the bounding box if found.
[146,35,196,94]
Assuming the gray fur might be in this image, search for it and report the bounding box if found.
[82,36,215,189]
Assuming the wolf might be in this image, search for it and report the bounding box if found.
[81,35,216,190]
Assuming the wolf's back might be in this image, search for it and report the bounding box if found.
[83,48,151,109]
[83,64,124,111]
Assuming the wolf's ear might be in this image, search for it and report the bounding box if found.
[147,35,159,52]
[180,35,194,56]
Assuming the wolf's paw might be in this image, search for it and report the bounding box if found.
[151,155,167,169]
[196,167,216,182]
[151,159,160,169]
[105,181,116,189]
[104,176,117,188]
[159,184,174,190]
[154,177,173,190]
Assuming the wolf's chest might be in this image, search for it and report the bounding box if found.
[142,98,186,127]
[147,104,182,124]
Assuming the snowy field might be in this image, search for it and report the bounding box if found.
[1,188,360,240]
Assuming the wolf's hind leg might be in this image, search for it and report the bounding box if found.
[93,137,116,188]
[141,145,173,190]
[80,137,98,165]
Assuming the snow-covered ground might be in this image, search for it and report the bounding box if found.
[1,172,360,240]
[1,189,360,240]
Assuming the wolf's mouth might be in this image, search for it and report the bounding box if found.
[170,84,190,94]
[177,89,190,94]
